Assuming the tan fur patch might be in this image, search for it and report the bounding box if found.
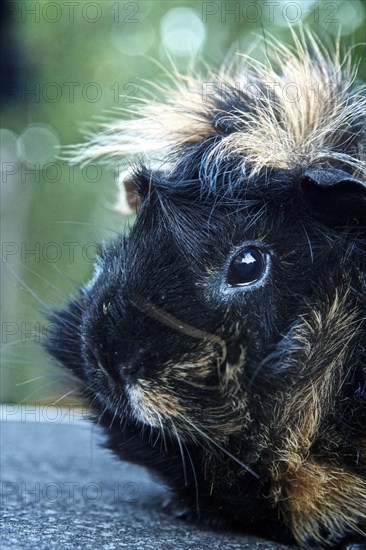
[273,460,366,546]
[279,289,360,449]
[221,345,246,393]
[70,30,365,189]
[163,355,215,385]
[269,288,365,545]
[128,380,183,428]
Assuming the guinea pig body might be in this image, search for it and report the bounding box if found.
[47,33,366,548]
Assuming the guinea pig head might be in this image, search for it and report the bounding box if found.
[47,162,366,455]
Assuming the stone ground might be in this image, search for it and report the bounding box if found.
[1,406,298,550]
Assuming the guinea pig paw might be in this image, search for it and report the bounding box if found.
[161,496,193,521]
[161,496,228,529]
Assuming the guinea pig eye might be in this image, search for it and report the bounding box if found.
[227,247,267,287]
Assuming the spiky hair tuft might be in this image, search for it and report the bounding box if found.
[70,31,366,188]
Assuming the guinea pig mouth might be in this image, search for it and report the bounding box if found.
[126,381,184,428]
[126,379,259,479]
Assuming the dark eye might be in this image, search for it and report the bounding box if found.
[228,247,267,287]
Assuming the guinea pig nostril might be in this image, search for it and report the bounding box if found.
[120,362,145,380]
[119,348,148,378]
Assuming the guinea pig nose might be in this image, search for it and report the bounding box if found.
[119,347,147,379]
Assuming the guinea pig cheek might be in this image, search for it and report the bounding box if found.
[126,379,184,428]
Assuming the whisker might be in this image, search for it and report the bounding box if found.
[19,379,70,403]
[185,445,200,518]
[181,416,259,480]
[173,425,188,486]
[52,388,79,405]
[15,262,70,303]
[1,260,52,313]
[15,375,49,386]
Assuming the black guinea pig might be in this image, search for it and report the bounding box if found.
[47,32,366,549]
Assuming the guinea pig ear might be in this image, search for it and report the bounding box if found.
[301,168,366,222]
[115,165,169,214]
[115,168,141,215]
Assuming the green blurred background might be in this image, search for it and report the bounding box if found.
[1,0,365,404]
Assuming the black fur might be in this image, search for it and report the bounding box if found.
[46,46,366,549]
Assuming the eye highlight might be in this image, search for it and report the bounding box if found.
[227,246,267,287]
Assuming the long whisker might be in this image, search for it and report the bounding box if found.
[181,416,259,480]
[172,424,188,486]
[15,375,49,386]
[185,444,200,518]
[1,259,53,313]
[52,388,79,405]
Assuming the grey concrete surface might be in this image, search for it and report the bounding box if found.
[0,406,296,550]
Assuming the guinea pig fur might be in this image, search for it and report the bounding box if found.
[47,32,366,548]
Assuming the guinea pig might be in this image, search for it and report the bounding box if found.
[46,32,366,549]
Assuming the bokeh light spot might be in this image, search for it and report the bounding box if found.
[160,8,206,58]
[17,124,60,165]
[0,128,19,165]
